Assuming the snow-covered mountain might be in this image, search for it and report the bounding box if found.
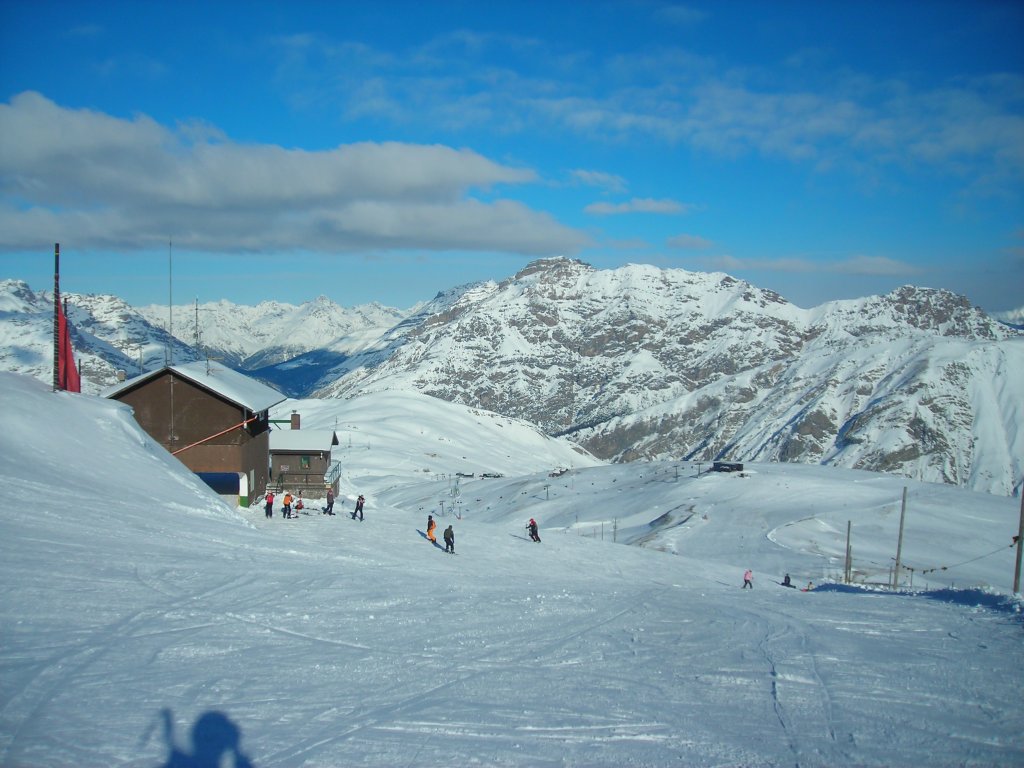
[315,258,1024,496]
[136,295,411,371]
[0,278,200,388]
[0,279,413,396]
[2,259,1021,496]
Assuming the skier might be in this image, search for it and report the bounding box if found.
[526,518,541,542]
[282,491,293,519]
[324,488,335,516]
[295,493,304,513]
[352,494,365,521]
[443,525,455,554]
[782,573,793,588]
[426,514,437,543]
[742,569,753,589]
[264,491,275,519]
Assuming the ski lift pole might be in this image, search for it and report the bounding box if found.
[892,487,908,589]
[1013,489,1024,594]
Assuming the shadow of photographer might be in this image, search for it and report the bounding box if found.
[159,708,253,768]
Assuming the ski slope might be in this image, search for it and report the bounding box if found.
[0,373,1021,767]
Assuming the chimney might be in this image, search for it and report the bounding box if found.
[291,411,301,430]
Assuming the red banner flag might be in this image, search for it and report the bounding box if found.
[57,302,81,393]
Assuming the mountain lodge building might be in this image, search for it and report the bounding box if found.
[105,360,286,506]
[268,413,341,500]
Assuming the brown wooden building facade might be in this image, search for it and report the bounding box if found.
[106,361,285,505]
[269,419,340,499]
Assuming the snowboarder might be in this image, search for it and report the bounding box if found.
[443,525,455,554]
[282,492,293,519]
[264,491,274,519]
[426,514,437,543]
[295,493,304,513]
[352,494,365,521]
[782,573,792,588]
[526,518,541,542]
[742,569,753,589]
[324,488,335,515]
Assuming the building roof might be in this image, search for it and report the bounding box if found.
[104,360,286,413]
[270,430,339,453]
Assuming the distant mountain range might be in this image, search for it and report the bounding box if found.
[2,258,1021,496]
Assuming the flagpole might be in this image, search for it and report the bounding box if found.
[53,243,60,392]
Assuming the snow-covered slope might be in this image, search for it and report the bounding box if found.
[1,372,1022,767]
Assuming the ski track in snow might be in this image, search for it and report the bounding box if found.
[2,373,1023,767]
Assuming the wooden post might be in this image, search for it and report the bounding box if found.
[893,487,908,589]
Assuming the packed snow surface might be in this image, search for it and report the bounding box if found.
[1,372,1021,767]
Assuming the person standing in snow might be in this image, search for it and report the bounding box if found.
[526,518,541,542]
[742,569,753,589]
[443,525,455,554]
[324,488,335,515]
[264,491,275,519]
[352,494,365,521]
[426,514,437,543]
[282,491,293,519]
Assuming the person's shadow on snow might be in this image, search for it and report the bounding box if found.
[159,708,253,768]
[417,530,445,550]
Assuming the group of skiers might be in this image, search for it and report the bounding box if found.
[262,489,358,521]
[262,490,306,519]
[261,495,803,584]
[261,492,550,559]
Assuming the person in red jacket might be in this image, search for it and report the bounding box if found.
[264,491,275,519]
[526,518,541,542]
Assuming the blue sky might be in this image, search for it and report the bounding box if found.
[1,1,1022,312]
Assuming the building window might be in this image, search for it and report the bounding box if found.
[300,455,311,469]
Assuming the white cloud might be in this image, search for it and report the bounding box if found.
[833,255,923,276]
[277,29,1024,191]
[585,198,692,215]
[667,233,712,249]
[0,92,588,257]
[699,253,922,276]
[570,169,628,193]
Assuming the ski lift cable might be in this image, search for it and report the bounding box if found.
[919,544,1011,575]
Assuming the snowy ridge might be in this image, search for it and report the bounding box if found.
[0,371,1021,767]
[1,260,1021,495]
